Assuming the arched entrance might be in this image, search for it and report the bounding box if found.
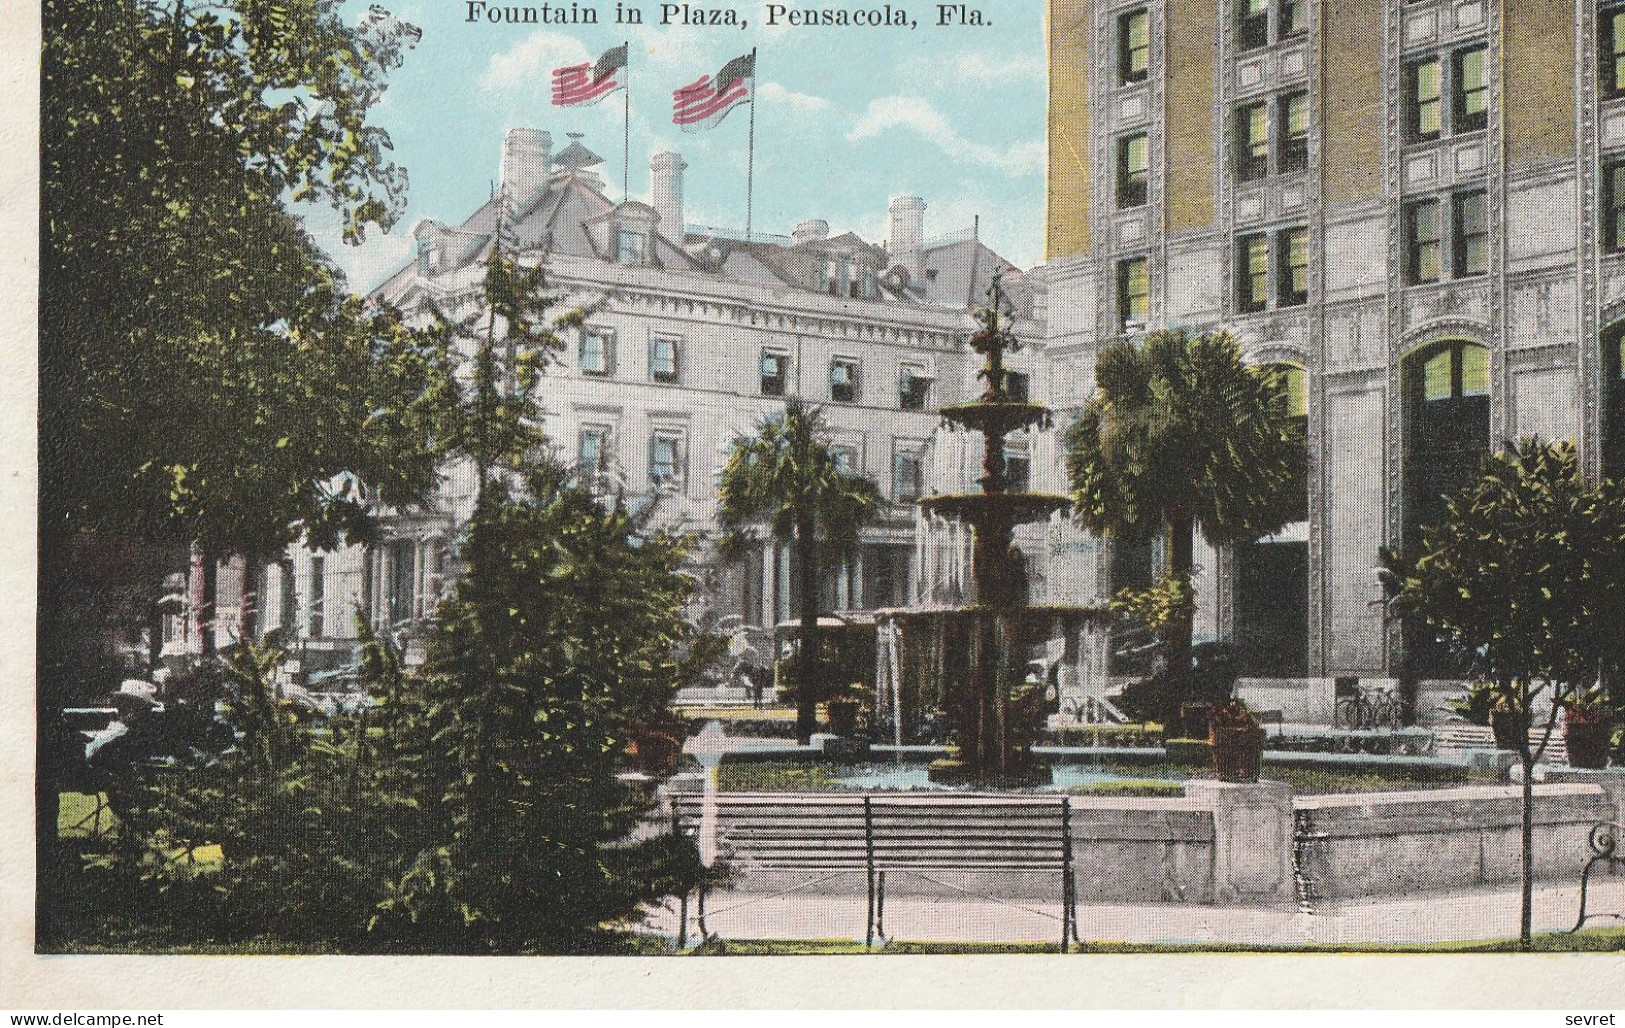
[1402,338,1490,675]
[1233,363,1309,676]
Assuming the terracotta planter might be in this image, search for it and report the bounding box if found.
[1489,707,1524,750]
[1180,702,1214,739]
[1209,724,1265,783]
[826,698,861,737]
[1565,719,1612,770]
[626,723,683,777]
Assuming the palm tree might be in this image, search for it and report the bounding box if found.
[718,400,882,743]
[1064,330,1306,722]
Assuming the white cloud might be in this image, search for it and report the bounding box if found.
[900,50,1045,89]
[847,96,1044,177]
[480,31,590,93]
[757,81,833,116]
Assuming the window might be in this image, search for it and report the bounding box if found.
[1605,161,1625,253]
[820,256,855,296]
[899,364,931,410]
[1235,102,1269,182]
[580,329,613,375]
[649,336,680,383]
[892,447,925,501]
[650,431,683,489]
[1117,132,1149,208]
[1405,57,1442,142]
[1405,199,1442,284]
[615,229,647,264]
[1420,341,1488,402]
[1279,0,1303,36]
[578,425,609,472]
[1278,226,1309,306]
[1004,371,1031,403]
[831,446,858,476]
[1238,0,1268,50]
[1278,91,1309,173]
[1606,7,1625,98]
[1407,48,1487,143]
[1452,190,1488,277]
[308,556,325,639]
[1003,448,1031,492]
[761,350,788,396]
[1453,47,1488,135]
[830,357,859,402]
[386,538,415,624]
[1117,257,1150,332]
[1118,8,1150,84]
[1237,233,1269,314]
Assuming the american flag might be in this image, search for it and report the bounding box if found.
[672,52,755,132]
[551,44,627,107]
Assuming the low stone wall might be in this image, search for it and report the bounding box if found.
[672,774,1625,907]
[1295,783,1620,899]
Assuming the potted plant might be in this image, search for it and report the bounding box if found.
[1564,691,1613,770]
[1208,698,1265,783]
[625,718,685,777]
[825,683,868,737]
[1489,693,1525,751]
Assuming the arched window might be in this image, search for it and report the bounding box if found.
[1402,339,1490,674]
[1234,362,1309,676]
[1606,323,1625,480]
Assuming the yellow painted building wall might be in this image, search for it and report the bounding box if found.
[1321,0,1385,204]
[1503,0,1576,168]
[1047,0,1093,259]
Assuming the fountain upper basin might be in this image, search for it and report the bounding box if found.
[919,491,1073,526]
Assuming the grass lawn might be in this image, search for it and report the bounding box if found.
[57,791,223,867]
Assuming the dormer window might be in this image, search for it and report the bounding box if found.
[616,229,648,264]
[820,255,855,296]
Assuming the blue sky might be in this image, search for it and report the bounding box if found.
[308,1,1048,292]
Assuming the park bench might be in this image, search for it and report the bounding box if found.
[1254,709,1285,735]
[670,792,1081,950]
[1570,821,1623,933]
[1431,720,1569,765]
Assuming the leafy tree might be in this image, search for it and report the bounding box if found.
[1065,330,1306,722]
[1382,439,1625,950]
[371,465,702,953]
[718,401,882,742]
[39,0,451,944]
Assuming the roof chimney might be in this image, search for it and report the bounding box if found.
[650,151,687,244]
[792,219,830,244]
[500,128,552,210]
[888,195,927,287]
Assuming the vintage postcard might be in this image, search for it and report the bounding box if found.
[11,0,1625,1009]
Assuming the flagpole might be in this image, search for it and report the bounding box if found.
[622,40,631,200]
[745,48,757,241]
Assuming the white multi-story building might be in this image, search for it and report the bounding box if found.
[174,128,1041,673]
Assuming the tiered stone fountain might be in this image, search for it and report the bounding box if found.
[919,284,1074,786]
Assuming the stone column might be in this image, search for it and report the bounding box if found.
[1186,780,1296,905]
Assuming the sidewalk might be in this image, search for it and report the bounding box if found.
[641,877,1625,948]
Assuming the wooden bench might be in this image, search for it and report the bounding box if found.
[1432,720,1569,765]
[1571,821,1623,933]
[671,792,1080,950]
[1254,709,1285,735]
